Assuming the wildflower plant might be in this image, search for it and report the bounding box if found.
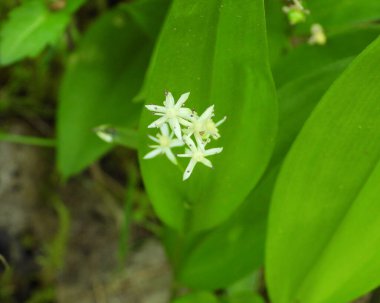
[3,0,380,301]
[144,92,225,180]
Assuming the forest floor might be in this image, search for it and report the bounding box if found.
[0,121,172,303]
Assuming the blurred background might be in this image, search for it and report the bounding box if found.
[0,1,171,302]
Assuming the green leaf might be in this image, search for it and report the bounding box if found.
[273,26,380,87]
[177,57,351,291]
[172,292,218,303]
[273,58,350,164]
[57,0,169,178]
[178,172,271,289]
[0,0,85,65]
[139,0,277,232]
[226,292,264,303]
[267,36,380,303]
[265,0,288,65]
[307,0,380,30]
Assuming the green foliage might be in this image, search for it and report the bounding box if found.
[273,26,380,87]
[306,0,380,30]
[267,36,380,303]
[225,293,264,303]
[0,0,85,65]
[38,199,70,275]
[265,0,288,64]
[172,292,218,303]
[139,0,277,233]
[57,0,170,178]
[2,0,380,301]
[0,255,13,301]
[178,174,270,289]
[175,41,352,292]
[26,287,55,303]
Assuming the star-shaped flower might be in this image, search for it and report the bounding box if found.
[145,92,194,140]
[183,105,226,142]
[144,124,184,164]
[178,137,223,181]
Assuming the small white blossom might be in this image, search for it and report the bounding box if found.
[178,137,223,181]
[183,105,226,142]
[145,92,195,140]
[308,23,327,45]
[144,124,184,164]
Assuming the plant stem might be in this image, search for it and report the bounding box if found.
[0,133,55,147]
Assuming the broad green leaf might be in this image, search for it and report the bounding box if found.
[267,36,380,303]
[57,0,169,178]
[176,58,350,290]
[178,170,272,289]
[172,292,218,303]
[291,0,380,36]
[226,293,264,303]
[273,59,350,164]
[0,0,85,65]
[307,0,380,30]
[273,26,380,87]
[139,0,277,232]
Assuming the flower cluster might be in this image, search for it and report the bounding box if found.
[144,91,226,181]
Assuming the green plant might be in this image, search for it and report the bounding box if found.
[1,0,380,302]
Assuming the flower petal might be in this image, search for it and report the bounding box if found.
[169,118,182,140]
[200,105,215,120]
[204,147,223,156]
[170,139,185,148]
[148,116,167,128]
[178,117,193,127]
[148,135,160,143]
[200,158,213,168]
[165,149,177,165]
[144,148,162,159]
[175,92,190,108]
[183,158,197,181]
[183,136,197,151]
[215,116,227,127]
[194,135,205,150]
[160,123,170,136]
[145,104,166,113]
[177,153,192,158]
[165,92,175,107]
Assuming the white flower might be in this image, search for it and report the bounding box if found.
[144,91,226,180]
[144,124,184,164]
[308,23,326,45]
[178,137,223,181]
[145,92,195,140]
[183,105,226,142]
